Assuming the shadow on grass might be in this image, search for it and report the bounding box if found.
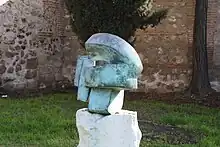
[139,120,202,145]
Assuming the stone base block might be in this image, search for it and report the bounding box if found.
[76,108,142,147]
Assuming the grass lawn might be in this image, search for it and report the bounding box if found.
[0,93,219,147]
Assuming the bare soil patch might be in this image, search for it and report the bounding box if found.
[126,91,220,108]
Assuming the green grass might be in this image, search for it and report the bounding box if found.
[125,100,220,147]
[0,93,218,147]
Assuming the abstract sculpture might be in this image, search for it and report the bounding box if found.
[74,33,143,115]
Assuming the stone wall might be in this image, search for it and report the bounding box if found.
[0,0,80,94]
[212,0,220,65]
[207,0,218,65]
[0,0,219,94]
[133,0,194,93]
[209,0,220,91]
[133,0,219,93]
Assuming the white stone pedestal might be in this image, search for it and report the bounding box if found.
[76,108,142,147]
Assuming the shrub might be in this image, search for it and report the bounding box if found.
[65,0,168,45]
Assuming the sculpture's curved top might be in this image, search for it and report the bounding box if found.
[85,33,143,74]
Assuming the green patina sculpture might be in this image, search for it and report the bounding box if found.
[74,33,143,115]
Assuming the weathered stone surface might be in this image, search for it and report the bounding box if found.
[20,50,24,57]
[21,45,26,50]
[0,50,3,58]
[24,53,29,59]
[1,82,14,92]
[74,56,94,102]
[76,108,142,147]
[15,45,21,50]
[25,70,37,79]
[15,55,19,61]
[17,34,25,39]
[5,50,15,58]
[0,63,6,74]
[134,30,192,93]
[29,50,37,56]
[26,79,38,90]
[0,0,80,93]
[85,33,143,73]
[7,66,14,73]
[0,77,2,86]
[15,64,22,72]
[3,32,16,44]
[0,0,203,94]
[19,59,25,64]
[54,73,63,81]
[3,76,15,83]
[85,64,138,89]
[26,58,38,69]
[38,73,56,89]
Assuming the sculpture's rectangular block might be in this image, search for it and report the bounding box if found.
[74,56,94,86]
[74,56,95,102]
[74,56,84,87]
[88,88,124,115]
[84,64,138,89]
[88,88,112,114]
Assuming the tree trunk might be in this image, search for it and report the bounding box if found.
[189,0,214,96]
